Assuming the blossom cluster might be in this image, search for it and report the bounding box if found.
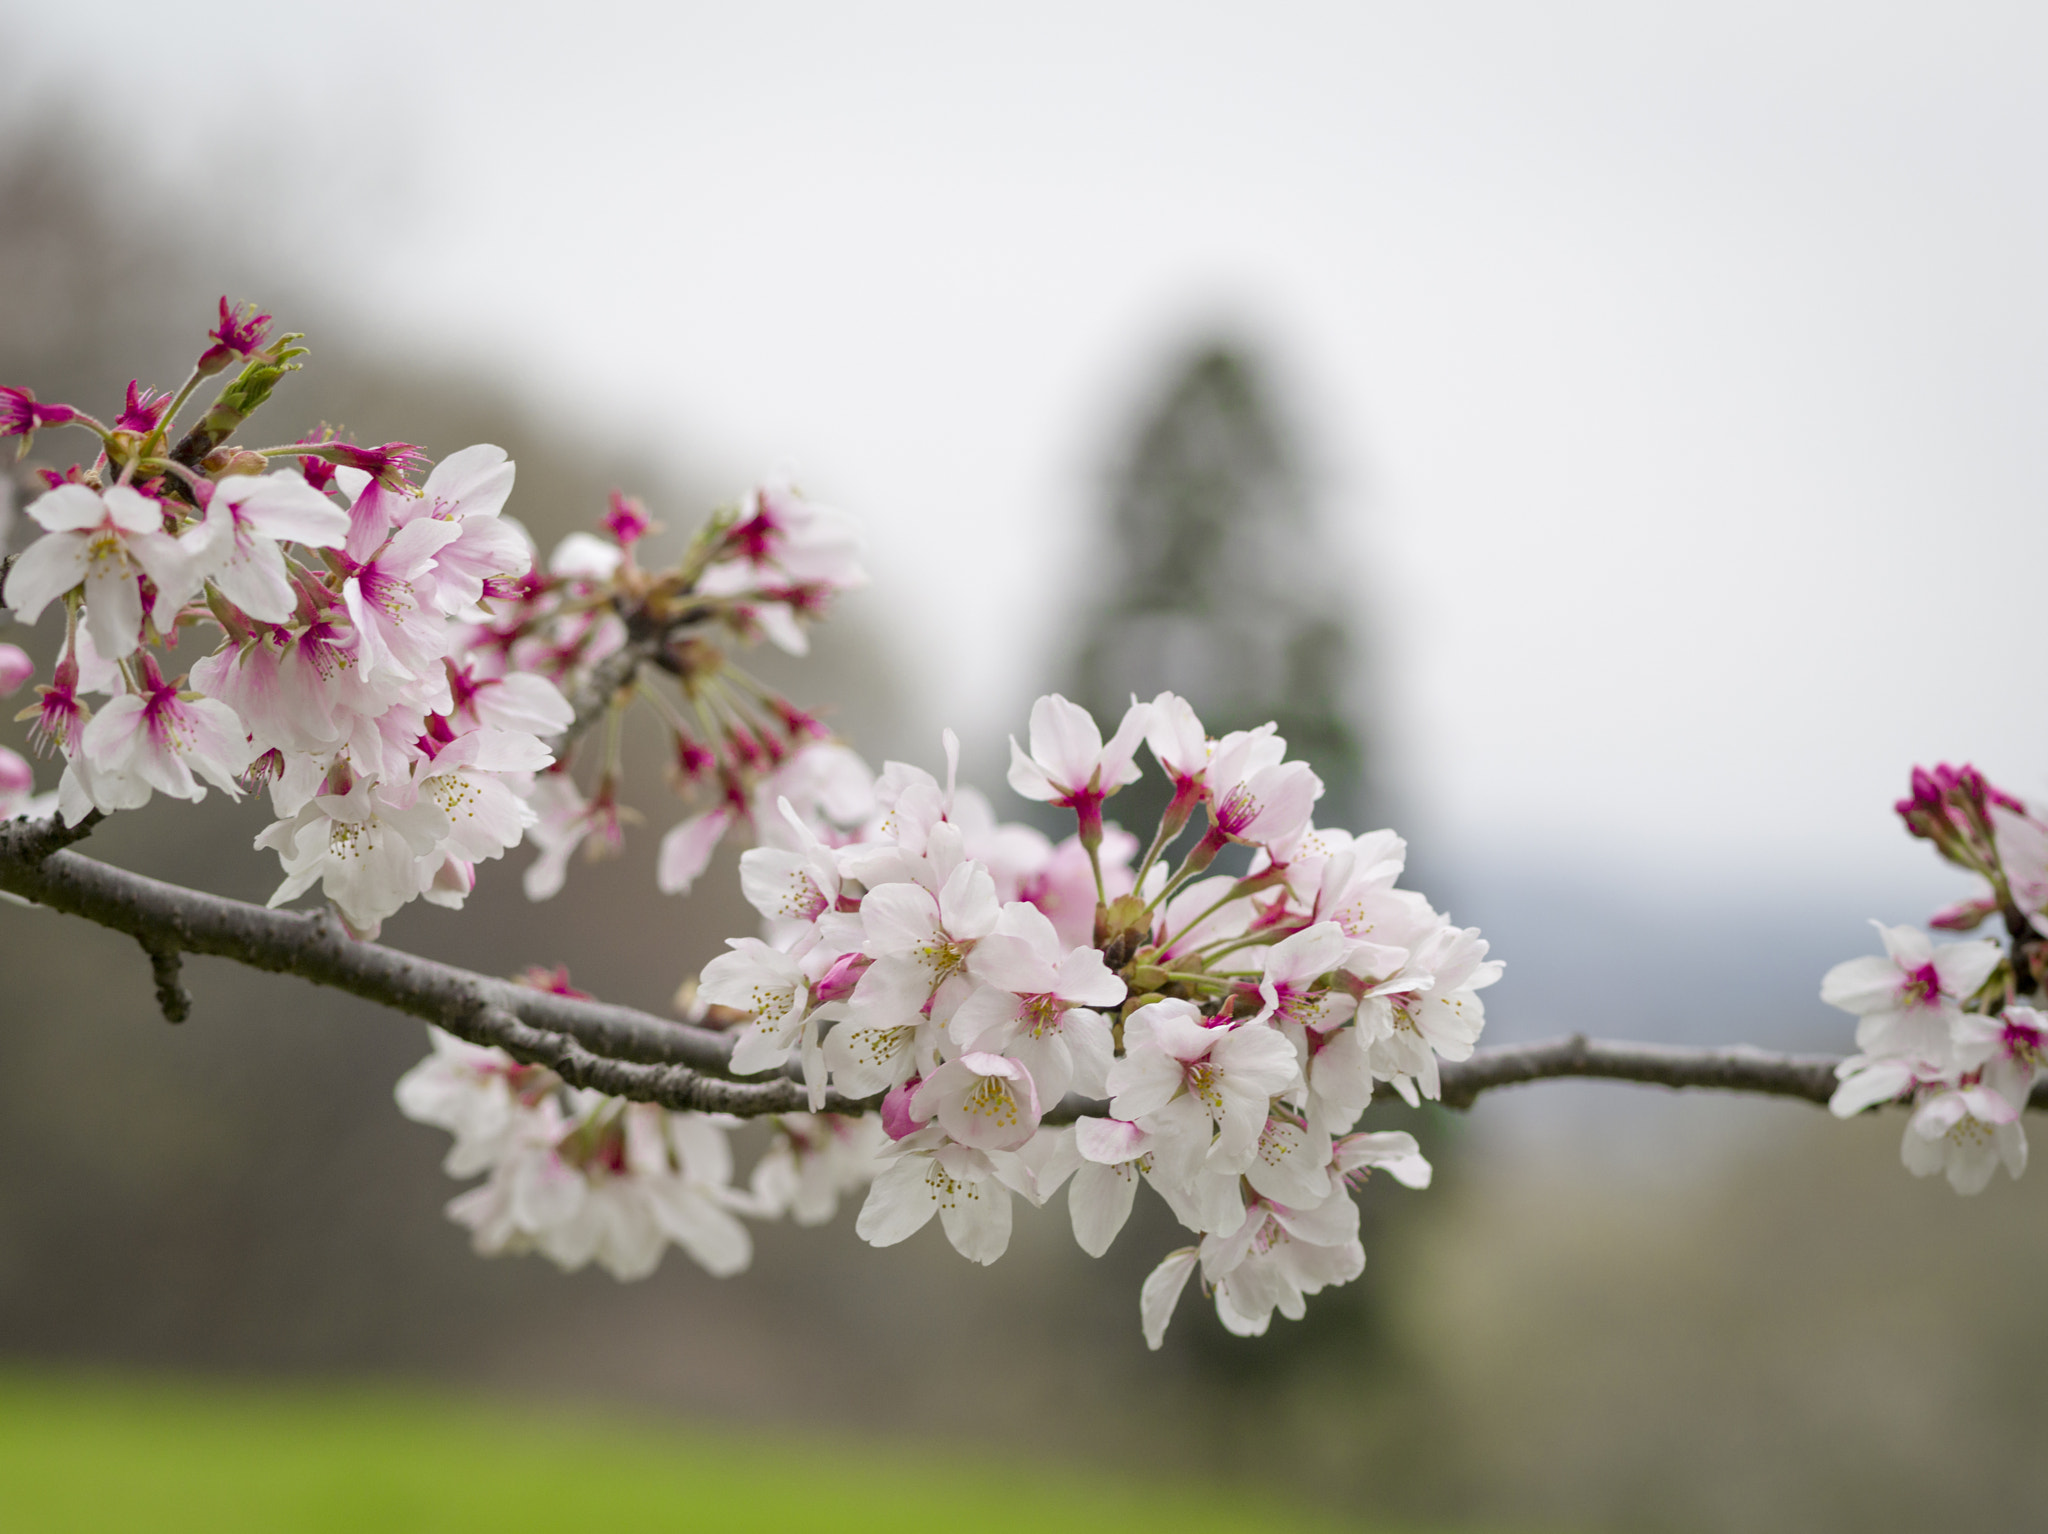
[1823,764,2048,1193]
[0,302,863,938]
[686,691,1488,1343]
[395,1018,885,1279]
[393,692,1485,1341]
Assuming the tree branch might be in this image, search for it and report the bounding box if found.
[1435,1034,1849,1109]
[7,814,2045,1120]
[0,817,715,1068]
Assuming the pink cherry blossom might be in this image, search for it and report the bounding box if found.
[76,654,253,810]
[1006,692,1150,841]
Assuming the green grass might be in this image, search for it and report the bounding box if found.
[0,1370,1355,1533]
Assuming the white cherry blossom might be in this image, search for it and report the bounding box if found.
[1107,1000,1302,1174]
[948,900,1125,1100]
[856,1134,1015,1264]
[4,482,197,658]
[190,471,351,623]
[1902,1084,2027,1195]
[1821,923,2003,1073]
[908,1051,1042,1151]
[1006,692,1149,832]
[74,656,253,813]
[748,1113,888,1226]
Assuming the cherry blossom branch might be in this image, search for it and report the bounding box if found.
[10,814,2048,1119]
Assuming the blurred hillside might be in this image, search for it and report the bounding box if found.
[2,102,2047,1534]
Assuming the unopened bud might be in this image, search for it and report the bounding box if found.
[0,643,34,696]
[604,490,656,547]
[201,447,269,477]
[881,1078,923,1140]
[0,744,32,800]
[515,964,590,998]
[1930,897,1999,932]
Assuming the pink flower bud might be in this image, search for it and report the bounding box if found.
[603,490,654,547]
[0,644,33,696]
[881,1077,923,1140]
[813,950,865,1003]
[0,745,32,800]
[1931,896,1999,931]
[314,440,427,492]
[515,964,592,999]
[294,431,340,492]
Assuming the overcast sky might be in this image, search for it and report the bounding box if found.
[11,0,2045,907]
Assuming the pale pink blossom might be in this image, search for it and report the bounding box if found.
[1107,1000,1302,1174]
[1204,731,1322,852]
[1198,1189,1364,1339]
[0,746,33,817]
[855,1134,1015,1264]
[1820,922,2002,1073]
[547,532,625,580]
[257,776,451,937]
[1006,692,1150,838]
[1902,1084,2027,1195]
[948,900,1125,1101]
[1253,921,1359,1032]
[522,773,628,901]
[698,937,816,1081]
[908,1051,1042,1151]
[1362,922,1500,1104]
[339,514,463,690]
[657,802,739,896]
[1142,690,1210,792]
[391,445,530,613]
[190,471,350,623]
[4,482,197,658]
[738,797,841,927]
[1333,1129,1433,1189]
[748,1113,887,1226]
[75,655,253,810]
[707,481,867,593]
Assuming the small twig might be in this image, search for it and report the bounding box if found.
[141,940,191,1024]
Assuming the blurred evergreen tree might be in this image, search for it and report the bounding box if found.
[1069,341,1370,835]
[1067,341,1406,1384]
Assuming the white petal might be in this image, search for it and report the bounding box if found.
[1140,1247,1200,1350]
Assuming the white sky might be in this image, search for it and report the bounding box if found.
[12,0,2047,902]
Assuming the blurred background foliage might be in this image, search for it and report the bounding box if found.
[2,114,2046,1534]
